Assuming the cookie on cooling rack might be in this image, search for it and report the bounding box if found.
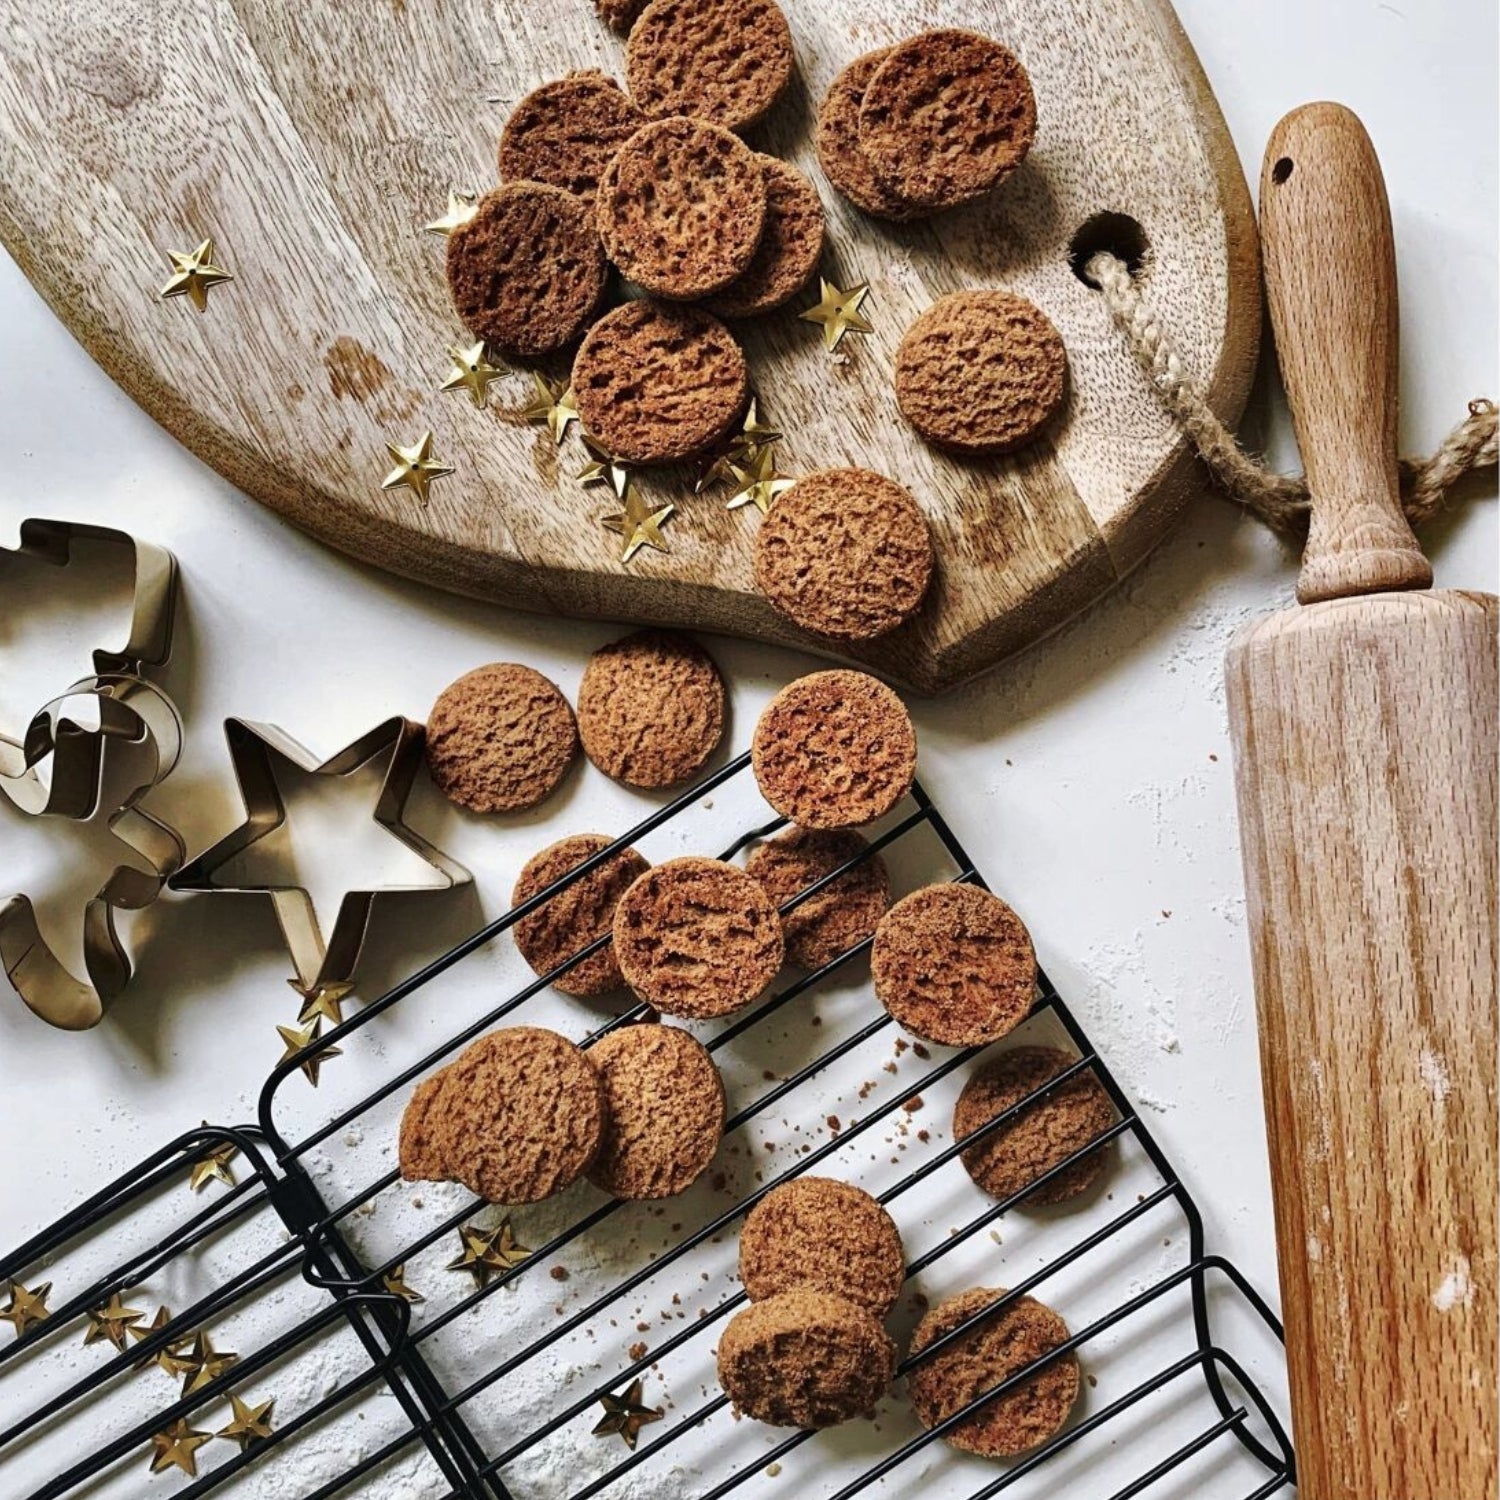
[745,828,890,970]
[815,49,927,222]
[498,72,646,207]
[703,158,826,319]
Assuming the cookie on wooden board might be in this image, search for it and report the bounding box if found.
[595,0,649,35]
[498,72,646,208]
[703,158,826,319]
[745,828,889,970]
[814,49,926,222]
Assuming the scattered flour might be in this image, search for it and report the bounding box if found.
[1432,1256,1473,1313]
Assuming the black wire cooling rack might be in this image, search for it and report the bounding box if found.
[0,754,1296,1500]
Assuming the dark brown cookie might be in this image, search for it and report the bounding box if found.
[753,468,933,641]
[859,30,1037,211]
[907,1288,1079,1457]
[595,0,649,35]
[745,828,890,970]
[814,49,926,222]
[587,1022,726,1198]
[954,1046,1116,1206]
[613,856,785,1018]
[626,0,794,131]
[498,72,646,208]
[702,158,825,319]
[512,834,649,998]
[426,664,579,814]
[739,1177,905,1314]
[751,671,917,830]
[572,300,749,464]
[596,119,767,299]
[577,630,726,788]
[718,1289,896,1428]
[444,183,606,356]
[871,884,1036,1047]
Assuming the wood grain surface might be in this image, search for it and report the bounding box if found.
[0,0,1258,693]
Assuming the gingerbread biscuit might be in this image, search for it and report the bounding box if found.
[577,630,726,788]
[512,834,649,998]
[445,183,606,357]
[745,828,889,970]
[703,158,826,319]
[872,885,1036,1047]
[596,119,767,299]
[907,1288,1079,1457]
[739,1177,905,1315]
[859,31,1036,211]
[426,664,579,814]
[718,1289,896,1428]
[626,0,794,132]
[595,0,648,35]
[498,72,646,208]
[754,468,933,641]
[751,671,917,829]
[814,50,926,222]
[613,857,785,1018]
[572,301,749,464]
[587,1022,726,1198]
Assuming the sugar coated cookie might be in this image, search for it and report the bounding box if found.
[704,158,826,319]
[498,72,646,208]
[745,828,889,969]
[814,50,926,222]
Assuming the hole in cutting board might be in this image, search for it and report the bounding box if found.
[1271,156,1294,184]
[1068,211,1151,287]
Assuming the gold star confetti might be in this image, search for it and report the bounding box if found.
[180,1330,240,1397]
[84,1292,146,1352]
[159,238,233,312]
[216,1393,276,1452]
[130,1306,197,1376]
[276,1021,342,1087]
[381,1265,425,1305]
[1,1279,50,1339]
[694,449,741,494]
[424,190,478,236]
[189,1127,239,1192]
[440,340,504,408]
[592,1377,664,1450]
[291,979,355,1028]
[446,1220,530,1290]
[731,398,782,456]
[577,436,631,500]
[725,446,795,515]
[799,278,874,352]
[520,373,579,445]
[603,488,674,565]
[380,431,455,508]
[149,1419,213,1477]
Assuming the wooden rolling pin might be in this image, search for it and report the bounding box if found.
[1227,103,1497,1499]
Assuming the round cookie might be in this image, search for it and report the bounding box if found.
[595,0,648,35]
[703,159,826,319]
[445,183,606,356]
[613,857,785,1018]
[739,1177,905,1315]
[753,468,933,641]
[745,828,890,970]
[426,664,579,814]
[814,49,926,222]
[896,292,1067,456]
[586,1023,726,1198]
[498,72,646,208]
[577,630,726,788]
[955,1046,1116,1206]
[751,671,917,830]
[718,1289,896,1428]
[512,834,649,998]
[626,0,794,132]
[859,30,1037,211]
[872,885,1036,1047]
[572,301,749,465]
[596,119,767,299]
[907,1288,1079,1457]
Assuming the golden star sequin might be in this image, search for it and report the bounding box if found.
[447,1220,530,1290]
[592,1377,664,1450]
[799,278,874,352]
[726,446,795,514]
[380,431,455,507]
[180,1330,240,1397]
[130,1306,197,1376]
[578,436,631,500]
[159,238,234,312]
[291,979,355,1028]
[381,1264,424,1305]
[189,1127,239,1193]
[440,341,504,408]
[84,1292,146,1352]
[732,399,782,456]
[520,373,579,445]
[149,1419,213,1477]
[424,191,478,236]
[603,488,674,565]
[1,1279,50,1339]
[216,1393,276,1452]
[276,1021,342,1087]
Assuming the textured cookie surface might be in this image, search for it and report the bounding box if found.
[718,1289,896,1428]
[572,301,749,465]
[427,664,579,814]
[896,292,1067,455]
[596,119,766,299]
[444,183,606,356]
[587,1023,725,1198]
[754,468,933,641]
[613,857,785,1018]
[872,884,1036,1047]
[626,0,794,131]
[512,834,649,997]
[739,1177,905,1314]
[908,1288,1079,1456]
[751,671,917,829]
[814,50,925,222]
[746,828,889,969]
[498,72,646,207]
[859,30,1037,210]
[577,630,726,788]
[704,159,825,319]
[595,0,648,35]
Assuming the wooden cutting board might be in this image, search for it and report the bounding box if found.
[0,0,1258,693]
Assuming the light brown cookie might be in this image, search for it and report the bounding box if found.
[814,49,926,222]
[745,828,890,970]
[739,1177,905,1315]
[596,118,767,299]
[512,834,649,998]
[445,183,606,356]
[703,158,826,319]
[613,857,785,1018]
[587,1022,726,1198]
[595,0,649,35]
[871,884,1036,1047]
[751,671,917,829]
[498,72,646,208]
[907,1288,1079,1457]
[571,300,749,465]
[858,30,1036,211]
[718,1289,896,1428]
[577,630,726,788]
[426,664,579,814]
[626,0,794,132]
[753,468,933,641]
